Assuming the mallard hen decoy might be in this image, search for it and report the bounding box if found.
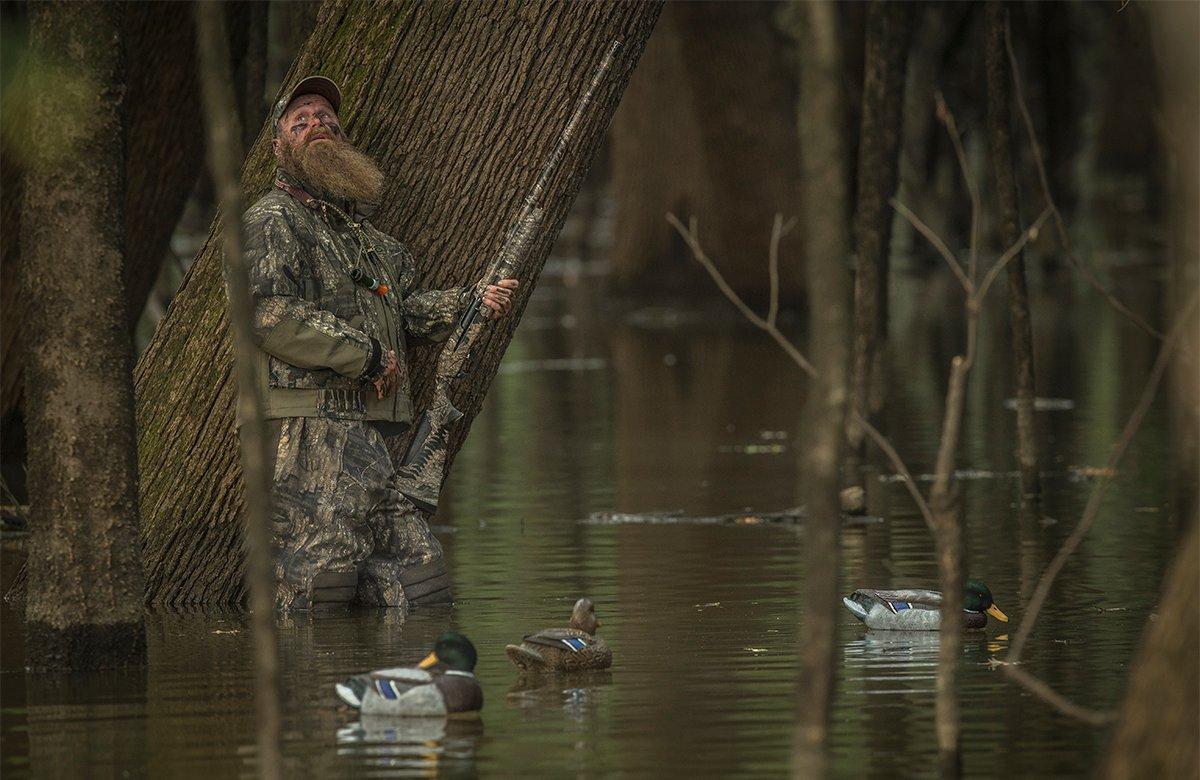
[335,632,483,717]
[505,597,612,672]
[842,580,1009,631]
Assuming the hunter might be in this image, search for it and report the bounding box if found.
[238,76,517,610]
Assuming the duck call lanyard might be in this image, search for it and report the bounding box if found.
[275,179,391,297]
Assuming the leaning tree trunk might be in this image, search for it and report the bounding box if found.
[844,0,913,487]
[21,0,146,671]
[985,2,1041,505]
[786,2,851,775]
[610,1,802,303]
[1,1,248,500]
[134,0,661,607]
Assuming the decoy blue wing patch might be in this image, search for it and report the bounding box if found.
[375,679,398,700]
[887,601,912,612]
[560,637,588,652]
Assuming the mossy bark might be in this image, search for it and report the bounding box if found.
[134,0,661,607]
[21,0,146,671]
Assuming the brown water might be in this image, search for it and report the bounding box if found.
[1,252,1184,777]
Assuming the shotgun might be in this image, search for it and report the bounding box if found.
[396,38,622,513]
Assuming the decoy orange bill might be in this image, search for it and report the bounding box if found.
[987,604,1010,622]
[418,652,439,669]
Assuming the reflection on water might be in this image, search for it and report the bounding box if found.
[336,716,483,778]
[0,259,1182,777]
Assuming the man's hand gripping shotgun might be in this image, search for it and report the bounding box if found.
[396,38,622,514]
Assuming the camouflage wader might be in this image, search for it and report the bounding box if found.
[269,417,447,611]
[236,168,465,612]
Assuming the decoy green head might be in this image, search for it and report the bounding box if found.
[569,597,600,634]
[964,580,1008,622]
[419,632,478,672]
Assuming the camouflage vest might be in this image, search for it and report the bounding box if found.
[238,169,465,424]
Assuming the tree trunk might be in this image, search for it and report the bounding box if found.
[134,0,661,607]
[2,1,238,500]
[194,4,282,773]
[1146,0,1199,526]
[21,0,146,671]
[270,0,322,88]
[985,2,1040,505]
[237,1,269,157]
[845,0,913,485]
[933,496,964,780]
[894,3,970,272]
[787,2,851,775]
[610,1,802,304]
[1102,520,1199,779]
[930,348,976,779]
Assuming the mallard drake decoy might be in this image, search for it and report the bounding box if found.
[505,597,612,672]
[334,632,483,717]
[842,580,1009,631]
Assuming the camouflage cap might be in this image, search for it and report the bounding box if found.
[271,75,343,137]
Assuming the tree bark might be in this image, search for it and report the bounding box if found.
[932,351,972,780]
[2,1,237,500]
[134,0,661,607]
[610,1,802,303]
[985,2,1040,505]
[21,0,146,671]
[845,0,913,485]
[1102,519,1199,779]
[787,2,851,775]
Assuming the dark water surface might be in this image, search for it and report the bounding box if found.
[1,259,1184,777]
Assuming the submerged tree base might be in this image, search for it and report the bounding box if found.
[24,621,147,672]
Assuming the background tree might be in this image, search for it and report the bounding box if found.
[786,2,851,775]
[985,2,1040,504]
[1102,520,1198,778]
[1102,5,1200,772]
[134,0,661,607]
[1,1,258,502]
[609,1,801,303]
[844,0,914,487]
[20,0,145,670]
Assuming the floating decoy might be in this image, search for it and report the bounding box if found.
[505,597,613,672]
[335,632,483,717]
[842,580,1009,631]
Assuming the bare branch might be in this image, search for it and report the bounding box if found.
[1003,16,1164,341]
[1009,290,1199,662]
[977,208,1052,301]
[890,197,971,293]
[670,213,767,329]
[935,92,981,281]
[670,214,937,532]
[766,213,796,328]
[858,418,936,532]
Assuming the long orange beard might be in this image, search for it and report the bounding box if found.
[279,133,384,205]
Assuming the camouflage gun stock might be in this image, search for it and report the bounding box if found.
[396,39,622,513]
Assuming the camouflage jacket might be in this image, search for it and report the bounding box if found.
[239,169,467,423]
